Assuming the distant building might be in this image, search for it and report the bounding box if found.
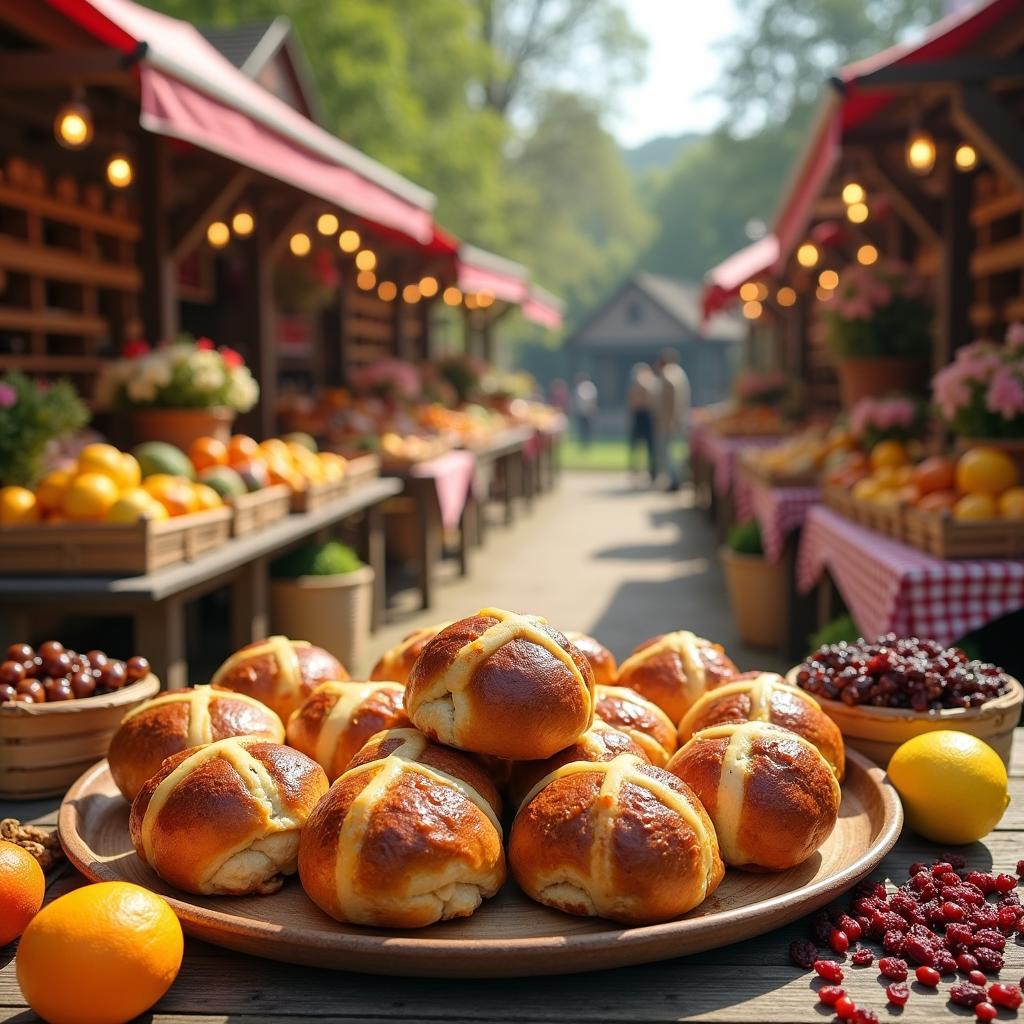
[566,272,743,409]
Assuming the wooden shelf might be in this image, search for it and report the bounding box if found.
[970,191,1022,228]
[0,235,140,291]
[0,309,109,335]
[0,184,139,240]
[0,355,104,373]
[970,235,1024,277]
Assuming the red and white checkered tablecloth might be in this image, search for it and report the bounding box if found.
[743,477,821,563]
[797,505,1024,647]
[698,432,782,498]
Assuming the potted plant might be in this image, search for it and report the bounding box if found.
[719,521,786,650]
[848,393,924,452]
[95,336,259,449]
[269,540,375,672]
[824,261,932,408]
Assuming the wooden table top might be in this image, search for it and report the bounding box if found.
[3,733,1024,1023]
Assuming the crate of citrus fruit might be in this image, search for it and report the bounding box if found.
[0,442,231,575]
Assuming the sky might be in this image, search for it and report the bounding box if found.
[611,0,740,149]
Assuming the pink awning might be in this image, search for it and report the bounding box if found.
[47,0,436,243]
[521,288,564,330]
[457,244,529,304]
[702,234,779,318]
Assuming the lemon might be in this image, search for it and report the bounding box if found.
[77,442,126,482]
[106,489,161,524]
[888,731,1009,844]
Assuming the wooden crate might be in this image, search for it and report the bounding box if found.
[0,674,159,798]
[0,506,231,575]
[231,484,291,537]
[854,499,904,540]
[904,506,1024,559]
[343,453,381,491]
[822,484,855,519]
[740,459,819,488]
[290,478,347,514]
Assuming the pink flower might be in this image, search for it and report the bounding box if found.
[219,346,243,368]
[933,361,974,421]
[1006,322,1024,353]
[121,338,150,358]
[0,383,15,408]
[986,365,1024,420]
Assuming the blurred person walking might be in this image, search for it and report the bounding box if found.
[654,350,690,492]
[549,378,569,414]
[627,363,657,485]
[572,372,598,449]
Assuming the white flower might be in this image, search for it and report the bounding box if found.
[167,342,193,367]
[127,376,157,403]
[227,367,259,412]
[193,366,226,393]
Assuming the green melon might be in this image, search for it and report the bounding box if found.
[198,466,247,499]
[132,441,195,481]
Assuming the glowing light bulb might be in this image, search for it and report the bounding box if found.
[289,232,311,257]
[418,276,439,298]
[378,281,397,302]
[906,130,936,175]
[742,300,762,320]
[818,269,839,290]
[477,293,494,309]
[54,102,93,149]
[106,153,133,189]
[739,282,759,302]
[355,249,377,271]
[846,202,869,224]
[776,286,796,307]
[338,229,361,253]
[232,210,254,237]
[955,143,977,172]
[443,286,462,306]
[841,182,865,205]
[317,213,339,236]
[402,284,421,304]
[816,286,834,302]
[857,244,879,266]
[356,270,376,290]
[207,221,230,249]
[796,243,819,268]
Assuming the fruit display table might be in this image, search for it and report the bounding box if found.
[797,505,1024,647]
[737,474,822,565]
[469,425,536,535]
[0,478,402,690]
[3,731,1023,1022]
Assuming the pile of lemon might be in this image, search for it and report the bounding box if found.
[0,443,223,525]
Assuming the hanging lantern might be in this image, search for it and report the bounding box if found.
[54,90,93,150]
[905,129,936,175]
[955,143,978,172]
[106,153,134,189]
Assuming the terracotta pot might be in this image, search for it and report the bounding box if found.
[270,565,375,674]
[719,547,786,651]
[835,356,930,409]
[127,407,235,450]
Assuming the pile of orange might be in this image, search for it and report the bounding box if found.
[188,433,346,493]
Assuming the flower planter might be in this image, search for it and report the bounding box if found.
[835,357,929,408]
[270,565,375,673]
[719,547,786,650]
[127,407,235,450]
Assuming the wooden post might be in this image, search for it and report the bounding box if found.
[255,216,278,439]
[138,133,177,342]
[936,165,972,368]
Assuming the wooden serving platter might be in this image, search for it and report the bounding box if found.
[58,750,901,978]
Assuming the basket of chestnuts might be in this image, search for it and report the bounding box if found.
[0,641,159,799]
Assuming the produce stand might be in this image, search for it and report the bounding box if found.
[797,505,1024,647]
[469,425,536,537]
[3,731,1022,1020]
[0,477,401,690]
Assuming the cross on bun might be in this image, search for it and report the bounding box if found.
[678,672,845,780]
[211,636,348,721]
[666,721,841,872]
[563,631,618,684]
[370,622,451,685]
[129,736,328,895]
[510,753,724,925]
[298,728,506,928]
[405,608,595,760]
[108,685,284,801]
[507,719,649,808]
[286,681,409,780]
[615,631,738,723]
[593,684,678,766]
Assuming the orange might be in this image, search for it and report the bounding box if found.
[912,456,956,496]
[191,482,224,511]
[227,434,260,464]
[0,840,44,945]
[953,493,997,521]
[956,447,1019,497]
[36,468,74,514]
[898,483,921,506]
[851,477,880,501]
[117,452,142,490]
[998,487,1024,520]
[0,486,40,524]
[77,443,125,483]
[17,881,183,1024]
[143,475,199,517]
[258,438,291,464]
[189,436,228,473]
[62,473,120,521]
[917,490,958,513]
[870,440,909,471]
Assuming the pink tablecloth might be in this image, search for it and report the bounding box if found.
[797,505,1024,646]
[409,450,476,532]
[699,432,782,497]
[743,477,821,563]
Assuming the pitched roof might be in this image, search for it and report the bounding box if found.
[198,20,276,69]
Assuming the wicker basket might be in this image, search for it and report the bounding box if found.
[231,484,291,537]
[290,478,347,514]
[785,668,1023,767]
[903,506,1024,559]
[0,674,160,798]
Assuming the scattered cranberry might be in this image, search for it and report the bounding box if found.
[879,957,908,981]
[852,1010,879,1024]
[974,948,1005,973]
[974,929,1006,951]
[974,1003,997,1022]
[904,937,935,966]
[829,928,849,954]
[915,965,940,987]
[813,959,844,983]
[789,939,817,968]
[886,982,909,1006]
[988,983,1023,1010]
[951,982,989,1008]
[995,873,1017,893]
[851,948,874,966]
[1016,860,1024,878]
[958,953,980,972]
[833,994,857,1021]
[817,985,846,1007]
[836,913,862,941]
[942,901,966,921]
[969,970,989,987]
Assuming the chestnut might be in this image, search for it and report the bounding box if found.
[15,678,45,702]
[46,679,74,702]
[0,683,15,703]
[100,661,127,690]
[69,670,96,699]
[11,691,36,703]
[125,656,150,682]
[38,640,65,660]
[86,650,108,670]
[0,660,25,686]
[5,643,33,665]
[42,652,72,678]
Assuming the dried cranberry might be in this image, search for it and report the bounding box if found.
[934,950,957,975]
[946,922,974,945]
[994,873,1017,893]
[852,1010,878,1024]
[886,982,909,1006]
[1017,859,1024,878]
[813,959,844,983]
[878,957,908,981]
[969,970,989,987]
[951,982,989,1008]
[941,901,966,921]
[817,985,846,1006]
[882,930,906,954]
[973,929,1006,951]
[904,937,935,966]
[851,948,874,966]
[966,872,997,895]
[836,913,862,941]
[789,939,817,968]
[988,982,1023,1009]
[829,928,850,954]
[971,908,999,930]
[931,862,954,876]
[915,965,940,987]
[957,953,980,972]
[938,871,962,887]
[974,948,1004,973]
[833,994,857,1021]
[975,1003,997,1022]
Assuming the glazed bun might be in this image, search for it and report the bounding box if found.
[286,681,409,780]
[370,622,450,685]
[108,685,284,801]
[129,736,328,895]
[678,672,845,780]
[507,719,649,808]
[510,753,723,925]
[405,608,594,760]
[666,721,841,871]
[615,631,738,723]
[564,631,617,685]
[298,728,506,928]
[593,684,678,766]
[211,635,348,721]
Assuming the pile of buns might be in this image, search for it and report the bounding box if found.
[105,613,845,929]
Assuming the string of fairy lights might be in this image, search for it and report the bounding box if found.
[51,91,496,311]
[738,126,979,321]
